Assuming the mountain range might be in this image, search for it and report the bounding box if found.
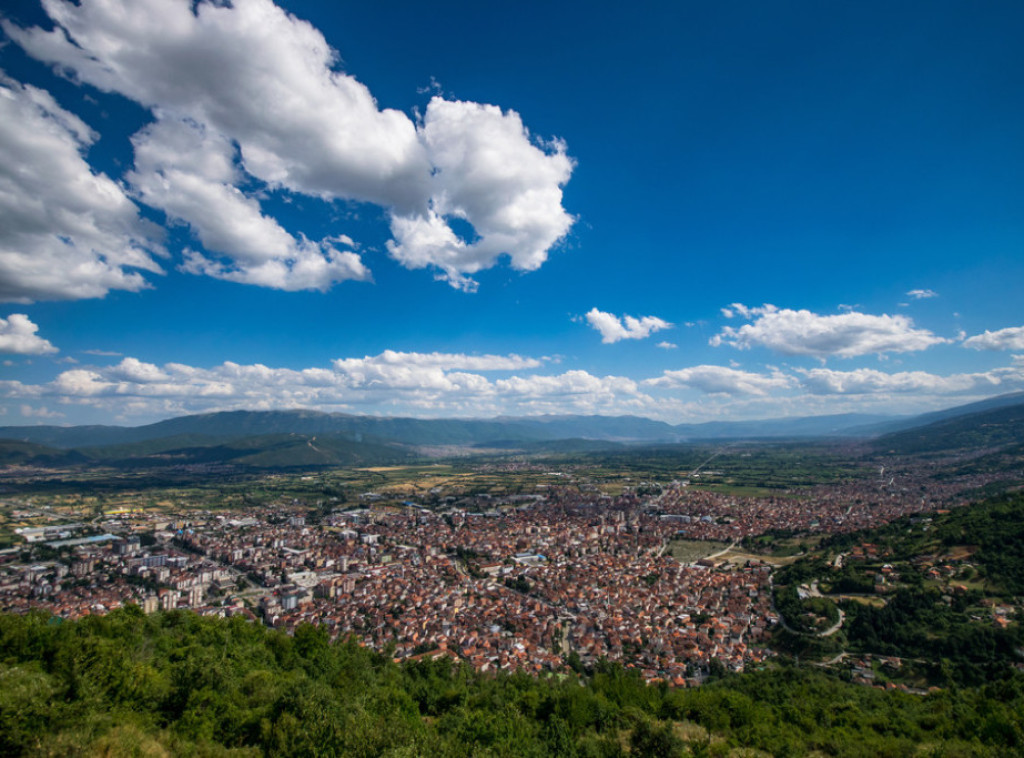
[1,391,1022,469]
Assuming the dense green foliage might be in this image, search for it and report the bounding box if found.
[1,608,1023,756]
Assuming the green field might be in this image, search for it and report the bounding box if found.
[667,538,732,563]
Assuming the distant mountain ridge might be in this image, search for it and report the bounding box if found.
[2,393,1023,468]
[0,408,898,451]
[845,391,1024,438]
[872,396,1024,455]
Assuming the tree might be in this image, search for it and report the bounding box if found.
[629,719,683,758]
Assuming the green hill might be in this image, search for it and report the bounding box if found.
[872,400,1024,454]
[96,432,413,469]
[0,439,90,467]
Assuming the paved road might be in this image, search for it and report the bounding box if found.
[703,540,738,563]
[770,577,846,638]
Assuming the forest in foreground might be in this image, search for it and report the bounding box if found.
[1,605,1023,757]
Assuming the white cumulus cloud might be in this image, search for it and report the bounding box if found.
[387,99,575,291]
[646,365,795,396]
[6,0,574,294]
[332,351,542,392]
[107,357,170,383]
[963,326,1024,351]
[585,308,672,344]
[711,304,948,358]
[906,289,938,299]
[0,314,58,355]
[4,0,429,209]
[128,116,370,290]
[0,72,164,302]
[798,366,1024,395]
[20,404,64,419]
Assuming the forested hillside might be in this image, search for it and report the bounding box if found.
[872,402,1024,455]
[1,608,1023,756]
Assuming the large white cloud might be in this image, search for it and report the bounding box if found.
[6,0,574,295]
[0,314,58,355]
[387,99,574,291]
[963,326,1024,351]
[128,116,369,290]
[0,72,164,302]
[646,365,795,396]
[712,304,948,358]
[5,0,429,209]
[584,308,672,344]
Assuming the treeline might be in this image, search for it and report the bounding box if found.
[2,608,1024,756]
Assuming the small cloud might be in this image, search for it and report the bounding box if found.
[417,75,444,95]
[907,289,938,300]
[0,314,58,355]
[20,404,64,419]
[82,349,123,357]
[721,303,758,319]
[326,234,356,249]
[584,308,672,344]
[963,325,1024,351]
[656,341,677,350]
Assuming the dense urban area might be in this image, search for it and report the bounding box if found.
[0,446,1007,687]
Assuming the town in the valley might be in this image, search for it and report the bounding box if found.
[0,453,1000,687]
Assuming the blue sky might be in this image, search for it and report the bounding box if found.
[1,0,1023,426]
